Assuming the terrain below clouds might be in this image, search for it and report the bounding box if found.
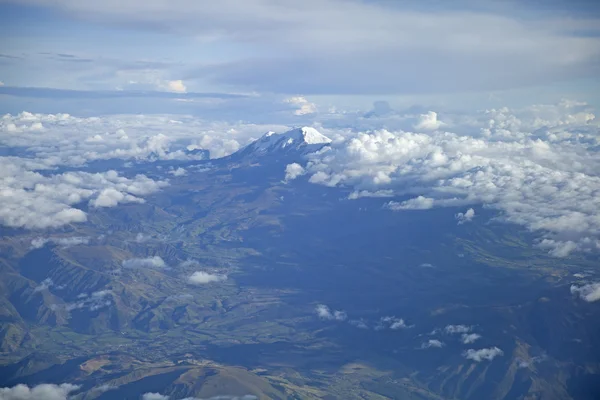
[0,100,599,399]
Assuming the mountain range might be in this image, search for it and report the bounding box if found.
[0,127,599,400]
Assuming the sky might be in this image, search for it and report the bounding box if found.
[1,0,599,114]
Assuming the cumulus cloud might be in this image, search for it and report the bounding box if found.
[570,282,600,302]
[463,347,504,362]
[187,271,228,285]
[284,96,317,115]
[31,236,89,249]
[122,256,167,269]
[444,325,472,334]
[387,196,434,211]
[142,392,170,400]
[461,333,481,344]
[421,339,444,349]
[164,80,187,93]
[142,394,170,400]
[315,304,347,321]
[297,101,600,256]
[349,319,369,329]
[0,383,80,399]
[169,167,187,177]
[0,112,287,165]
[455,208,475,224]
[284,163,306,182]
[376,316,411,330]
[66,290,112,311]
[0,159,167,229]
[414,111,442,131]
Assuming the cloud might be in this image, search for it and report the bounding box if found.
[315,304,347,321]
[516,354,547,368]
[297,101,600,256]
[66,290,112,311]
[0,158,168,229]
[164,80,187,93]
[284,163,306,182]
[122,256,167,269]
[0,112,281,165]
[570,282,600,302]
[0,383,80,399]
[31,236,90,249]
[376,316,412,330]
[421,339,444,349]
[11,0,600,95]
[284,96,317,115]
[455,208,475,224]
[187,271,228,285]
[444,325,472,334]
[349,319,369,329]
[141,394,258,400]
[463,347,504,362]
[461,333,482,344]
[33,278,54,293]
[169,167,187,177]
[414,111,442,131]
[142,394,170,400]
[387,196,435,211]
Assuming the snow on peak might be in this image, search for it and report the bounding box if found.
[242,127,332,156]
[283,127,332,145]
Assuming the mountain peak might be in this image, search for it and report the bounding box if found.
[234,127,332,160]
[282,127,332,145]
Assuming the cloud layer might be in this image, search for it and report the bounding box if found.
[11,0,600,95]
[290,100,600,256]
[0,383,80,400]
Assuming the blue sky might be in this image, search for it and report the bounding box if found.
[1,0,599,115]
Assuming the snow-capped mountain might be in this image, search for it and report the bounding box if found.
[233,127,332,160]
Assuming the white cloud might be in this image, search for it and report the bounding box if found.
[455,208,475,224]
[20,1,600,95]
[31,236,89,249]
[0,112,287,165]
[164,80,187,93]
[284,163,306,182]
[570,282,600,302]
[284,96,317,115]
[414,111,442,131]
[0,159,167,229]
[349,319,368,329]
[421,339,444,349]
[315,304,347,321]
[122,256,167,269]
[297,101,600,256]
[387,196,435,211]
[376,316,411,330]
[66,290,112,311]
[187,271,227,285]
[142,394,170,400]
[169,167,187,177]
[444,325,472,334]
[461,333,482,344]
[0,383,80,400]
[516,354,547,368]
[463,347,504,362]
[33,278,54,292]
